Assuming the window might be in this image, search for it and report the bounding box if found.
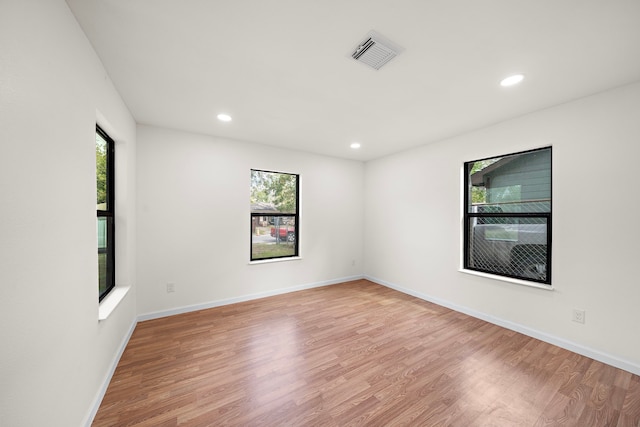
[96,126,115,300]
[250,169,299,261]
[464,147,552,285]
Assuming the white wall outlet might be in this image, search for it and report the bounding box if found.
[572,309,585,324]
[166,283,175,293]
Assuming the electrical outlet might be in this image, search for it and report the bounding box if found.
[166,283,175,293]
[572,309,585,324]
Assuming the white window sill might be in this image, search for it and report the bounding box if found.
[98,286,131,321]
[459,269,554,291]
[249,256,302,265]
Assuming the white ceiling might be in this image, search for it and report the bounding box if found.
[66,0,640,161]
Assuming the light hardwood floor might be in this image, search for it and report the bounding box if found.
[93,280,640,426]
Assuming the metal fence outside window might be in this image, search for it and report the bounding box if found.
[467,199,550,283]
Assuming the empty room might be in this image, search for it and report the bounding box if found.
[1,0,640,426]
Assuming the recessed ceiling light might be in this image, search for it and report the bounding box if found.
[217,113,232,122]
[500,74,524,87]
[350,142,361,149]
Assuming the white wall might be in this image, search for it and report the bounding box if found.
[1,1,637,424]
[0,1,137,426]
[136,125,364,316]
[364,82,640,372]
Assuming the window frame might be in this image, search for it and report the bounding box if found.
[97,125,115,301]
[463,147,552,285]
[250,169,300,262]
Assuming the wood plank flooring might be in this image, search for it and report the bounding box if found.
[93,280,640,426]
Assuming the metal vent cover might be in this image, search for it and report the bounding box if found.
[351,30,403,70]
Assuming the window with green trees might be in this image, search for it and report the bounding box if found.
[97,126,115,300]
[250,169,299,261]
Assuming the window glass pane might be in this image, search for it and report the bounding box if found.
[468,149,551,213]
[250,169,299,261]
[96,132,108,211]
[250,170,297,214]
[251,215,296,259]
[468,216,548,282]
[97,217,109,296]
[465,147,551,284]
[97,125,114,301]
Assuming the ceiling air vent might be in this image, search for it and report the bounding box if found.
[351,30,403,70]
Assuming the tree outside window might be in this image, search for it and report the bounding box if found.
[250,170,299,261]
[97,126,115,300]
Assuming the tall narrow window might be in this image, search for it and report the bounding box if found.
[464,147,552,285]
[250,169,299,261]
[96,126,115,300]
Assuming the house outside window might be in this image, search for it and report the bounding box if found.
[97,126,115,300]
[464,147,552,285]
[250,169,299,261]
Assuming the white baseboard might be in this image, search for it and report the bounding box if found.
[83,317,137,427]
[365,275,640,376]
[138,275,365,322]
